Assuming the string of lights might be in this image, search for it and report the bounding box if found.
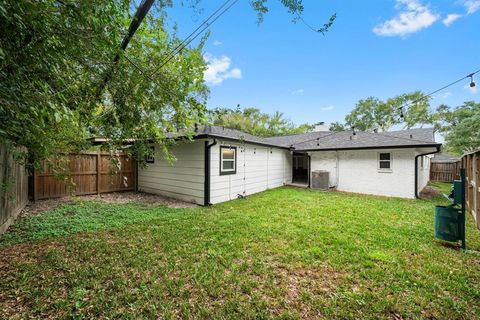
[398,69,479,118]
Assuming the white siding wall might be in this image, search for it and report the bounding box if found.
[416,154,432,193]
[137,140,205,205]
[310,149,416,198]
[210,140,292,204]
[310,151,338,187]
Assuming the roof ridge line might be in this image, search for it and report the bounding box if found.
[264,131,325,139]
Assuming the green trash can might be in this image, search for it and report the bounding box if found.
[435,205,462,242]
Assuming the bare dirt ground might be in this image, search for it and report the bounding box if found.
[20,191,197,217]
[419,186,442,199]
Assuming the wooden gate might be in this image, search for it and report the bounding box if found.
[32,152,136,200]
[430,161,461,182]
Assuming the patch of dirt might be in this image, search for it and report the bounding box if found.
[20,191,197,217]
[419,186,441,199]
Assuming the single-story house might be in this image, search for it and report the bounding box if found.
[137,125,441,205]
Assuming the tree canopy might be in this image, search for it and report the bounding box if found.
[1,0,210,167]
[0,0,334,167]
[209,106,313,137]
[434,101,480,154]
[329,91,479,154]
[333,91,433,132]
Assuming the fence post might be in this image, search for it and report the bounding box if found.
[475,152,480,228]
[96,151,101,195]
[32,167,37,201]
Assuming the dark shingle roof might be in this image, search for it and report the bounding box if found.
[164,126,440,150]
[291,129,438,151]
[200,126,265,144]
[381,128,435,143]
[263,131,333,147]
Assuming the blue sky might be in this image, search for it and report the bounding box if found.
[166,0,479,127]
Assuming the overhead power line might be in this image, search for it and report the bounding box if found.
[148,0,239,78]
[118,0,238,105]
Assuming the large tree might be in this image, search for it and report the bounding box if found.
[0,0,334,167]
[330,91,433,132]
[0,0,209,167]
[434,101,480,154]
[209,106,313,137]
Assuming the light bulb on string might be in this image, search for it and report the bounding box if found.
[469,74,476,88]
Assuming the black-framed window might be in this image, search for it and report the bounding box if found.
[220,146,236,175]
[378,152,392,170]
[145,146,155,163]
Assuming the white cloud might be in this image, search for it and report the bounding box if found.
[291,89,304,95]
[434,91,452,99]
[203,54,242,86]
[441,91,452,98]
[442,13,462,26]
[320,105,335,111]
[462,0,480,14]
[213,40,222,46]
[373,0,439,37]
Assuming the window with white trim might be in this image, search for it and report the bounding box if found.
[220,146,236,175]
[378,152,392,170]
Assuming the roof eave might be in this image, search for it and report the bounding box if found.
[293,143,442,152]
[195,134,290,149]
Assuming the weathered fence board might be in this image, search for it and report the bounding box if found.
[463,149,480,229]
[0,143,28,234]
[430,161,461,182]
[33,152,136,200]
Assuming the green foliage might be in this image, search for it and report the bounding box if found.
[0,0,208,167]
[434,101,480,154]
[342,91,433,132]
[1,187,480,318]
[0,201,187,245]
[0,0,334,168]
[251,0,336,34]
[328,121,346,131]
[209,106,313,137]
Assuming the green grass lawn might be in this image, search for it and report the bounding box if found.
[1,186,480,319]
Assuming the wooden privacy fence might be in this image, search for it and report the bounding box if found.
[430,161,461,182]
[32,151,136,200]
[0,143,28,234]
[463,149,480,229]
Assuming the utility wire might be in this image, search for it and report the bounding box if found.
[148,0,236,77]
[121,0,238,84]
[149,0,239,77]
